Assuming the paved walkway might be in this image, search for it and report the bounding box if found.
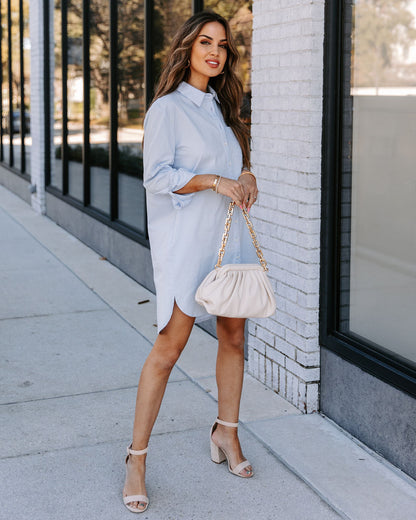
[1,184,416,520]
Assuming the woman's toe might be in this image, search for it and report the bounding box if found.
[239,464,253,477]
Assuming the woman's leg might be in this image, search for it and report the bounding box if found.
[211,316,253,477]
[123,303,195,510]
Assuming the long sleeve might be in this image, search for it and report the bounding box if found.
[143,102,195,209]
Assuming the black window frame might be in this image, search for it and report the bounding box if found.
[0,0,30,179]
[320,1,416,398]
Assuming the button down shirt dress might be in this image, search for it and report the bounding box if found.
[143,81,257,332]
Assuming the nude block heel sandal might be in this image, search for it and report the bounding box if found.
[210,418,253,478]
[123,444,149,513]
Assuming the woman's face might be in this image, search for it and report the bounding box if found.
[188,21,228,90]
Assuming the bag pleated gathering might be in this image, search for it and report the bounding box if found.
[195,263,276,318]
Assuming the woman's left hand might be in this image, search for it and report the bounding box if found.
[238,174,258,211]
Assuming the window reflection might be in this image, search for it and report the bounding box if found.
[11,0,19,168]
[340,0,416,365]
[204,1,252,122]
[117,0,146,232]
[352,0,416,96]
[152,0,192,88]
[89,0,110,214]
[67,0,83,201]
[22,0,30,174]
[1,0,10,163]
[51,0,63,190]
[0,0,30,172]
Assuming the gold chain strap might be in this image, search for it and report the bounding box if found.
[215,202,268,272]
[215,201,235,268]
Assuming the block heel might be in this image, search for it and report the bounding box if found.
[210,425,227,463]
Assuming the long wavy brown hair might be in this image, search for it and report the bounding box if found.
[152,11,250,169]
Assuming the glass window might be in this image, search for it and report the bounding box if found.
[89,0,110,214]
[67,0,83,201]
[51,0,63,190]
[22,0,30,174]
[339,0,416,366]
[11,0,19,168]
[152,0,192,88]
[117,0,146,232]
[0,0,30,173]
[1,0,10,164]
[203,1,252,123]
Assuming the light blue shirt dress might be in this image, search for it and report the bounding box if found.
[143,81,257,332]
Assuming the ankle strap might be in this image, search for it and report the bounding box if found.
[127,444,148,456]
[216,418,239,428]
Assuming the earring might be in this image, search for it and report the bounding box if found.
[187,59,190,67]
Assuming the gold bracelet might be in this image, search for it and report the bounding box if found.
[216,176,222,193]
[240,170,256,180]
[212,175,220,192]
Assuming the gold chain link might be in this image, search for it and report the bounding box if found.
[215,202,268,272]
[242,207,269,271]
[215,201,235,268]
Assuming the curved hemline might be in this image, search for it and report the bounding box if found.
[157,296,211,334]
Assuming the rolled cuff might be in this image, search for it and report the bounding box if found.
[169,167,195,209]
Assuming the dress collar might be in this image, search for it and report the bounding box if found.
[177,81,220,106]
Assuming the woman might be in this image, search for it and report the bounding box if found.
[123,11,258,513]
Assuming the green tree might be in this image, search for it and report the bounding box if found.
[353,0,416,90]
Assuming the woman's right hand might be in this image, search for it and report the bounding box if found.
[216,177,246,208]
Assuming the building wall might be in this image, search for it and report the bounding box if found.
[28,0,47,214]
[248,0,325,413]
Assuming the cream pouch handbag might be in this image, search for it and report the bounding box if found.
[195,202,276,318]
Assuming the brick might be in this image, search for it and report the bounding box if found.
[265,346,285,366]
[275,281,298,303]
[296,320,319,339]
[265,358,273,388]
[285,301,319,324]
[286,359,320,383]
[306,383,319,413]
[274,338,296,360]
[298,381,307,413]
[279,365,287,396]
[286,329,319,352]
[249,335,267,356]
[264,318,286,340]
[247,321,257,336]
[298,202,321,219]
[256,325,275,347]
[296,349,320,367]
[248,348,260,380]
[274,310,297,333]
[278,198,298,215]
[272,361,280,392]
[297,291,319,309]
[258,351,266,383]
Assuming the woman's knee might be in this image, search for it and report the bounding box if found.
[150,337,186,372]
[218,321,246,351]
[225,331,245,351]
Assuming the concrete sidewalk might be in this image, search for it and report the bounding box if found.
[1,184,415,520]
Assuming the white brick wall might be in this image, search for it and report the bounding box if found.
[29,0,47,214]
[248,0,325,413]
